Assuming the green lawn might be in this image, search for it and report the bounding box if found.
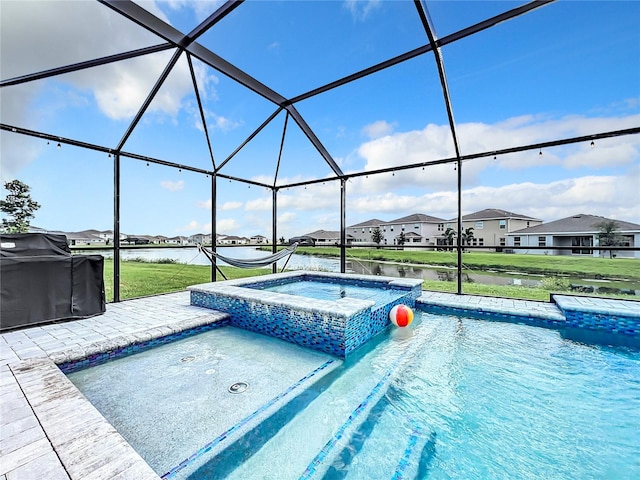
[103,259,271,302]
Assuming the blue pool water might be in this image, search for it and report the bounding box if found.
[248,279,407,306]
[324,314,640,479]
[66,312,640,480]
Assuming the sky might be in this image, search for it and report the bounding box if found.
[1,0,639,240]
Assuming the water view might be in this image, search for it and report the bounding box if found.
[81,247,639,297]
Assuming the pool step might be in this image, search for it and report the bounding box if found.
[223,324,433,480]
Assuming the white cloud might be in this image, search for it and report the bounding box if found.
[161,180,184,191]
[221,201,243,211]
[346,171,640,224]
[176,220,201,232]
[362,120,395,140]
[217,218,238,232]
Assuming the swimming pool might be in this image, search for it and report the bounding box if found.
[65,310,640,480]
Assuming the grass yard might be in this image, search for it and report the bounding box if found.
[103,259,271,302]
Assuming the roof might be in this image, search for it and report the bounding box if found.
[509,214,640,235]
[384,213,446,225]
[303,230,341,240]
[459,209,541,222]
[349,219,385,228]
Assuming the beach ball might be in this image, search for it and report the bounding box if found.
[389,304,414,328]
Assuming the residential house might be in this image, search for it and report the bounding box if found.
[348,219,386,245]
[507,214,640,258]
[166,236,188,245]
[188,233,212,245]
[288,230,353,246]
[218,235,250,245]
[250,234,269,244]
[444,209,542,251]
[379,213,446,247]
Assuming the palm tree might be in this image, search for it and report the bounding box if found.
[461,227,475,247]
[443,227,456,251]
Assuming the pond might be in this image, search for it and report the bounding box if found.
[80,247,639,297]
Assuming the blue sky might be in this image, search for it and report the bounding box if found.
[1,0,639,240]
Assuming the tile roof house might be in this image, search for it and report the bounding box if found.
[444,209,542,251]
[348,214,446,247]
[506,214,640,258]
[289,230,354,246]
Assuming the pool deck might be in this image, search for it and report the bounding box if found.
[1,290,638,479]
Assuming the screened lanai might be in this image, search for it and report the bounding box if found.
[1,0,639,301]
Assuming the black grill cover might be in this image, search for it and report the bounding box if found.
[1,233,105,331]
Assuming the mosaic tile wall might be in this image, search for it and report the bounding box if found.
[191,279,421,358]
[416,302,566,331]
[561,310,639,337]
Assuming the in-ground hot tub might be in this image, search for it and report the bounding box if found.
[188,271,423,357]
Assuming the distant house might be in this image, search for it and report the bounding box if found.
[289,230,353,246]
[506,214,640,258]
[445,209,542,251]
[123,235,153,245]
[166,236,188,245]
[64,230,106,246]
[348,219,386,245]
[347,214,446,247]
[380,213,446,247]
[250,234,269,244]
[219,235,249,245]
[189,233,212,245]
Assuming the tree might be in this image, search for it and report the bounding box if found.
[461,227,475,246]
[0,180,41,233]
[594,220,622,258]
[371,227,383,248]
[397,231,406,246]
[443,227,456,251]
[279,236,285,245]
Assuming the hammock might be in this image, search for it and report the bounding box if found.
[198,243,298,280]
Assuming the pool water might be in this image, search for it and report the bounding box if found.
[66,312,640,480]
[248,279,407,306]
[326,315,640,479]
[225,314,640,480]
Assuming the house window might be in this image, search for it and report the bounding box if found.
[526,221,531,227]
[538,236,546,247]
[383,227,386,232]
[415,224,419,229]
[362,229,365,233]
[499,220,506,230]
[390,226,394,231]
[475,221,484,229]
[438,224,444,231]
[499,238,506,246]
[401,224,405,231]
[478,238,484,246]
[446,223,451,229]
[572,236,592,255]
[514,236,521,246]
